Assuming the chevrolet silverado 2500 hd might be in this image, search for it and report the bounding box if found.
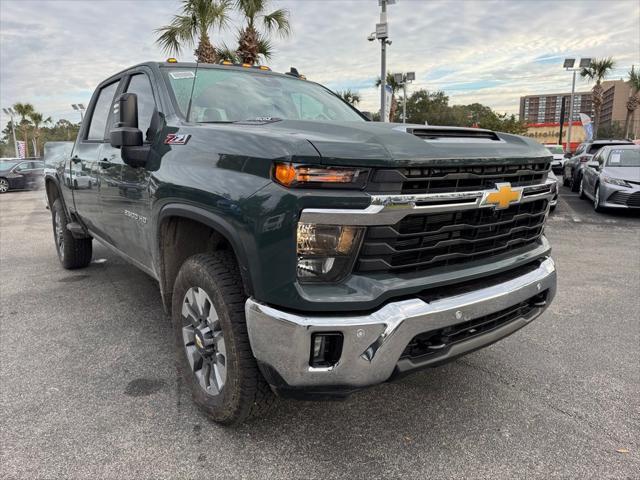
[44,61,557,424]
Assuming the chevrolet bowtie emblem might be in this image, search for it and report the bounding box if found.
[482,183,523,209]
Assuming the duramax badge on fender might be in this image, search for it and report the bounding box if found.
[43,60,557,425]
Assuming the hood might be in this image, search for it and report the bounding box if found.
[603,165,640,183]
[203,120,551,168]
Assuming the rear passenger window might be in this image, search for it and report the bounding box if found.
[87,81,120,141]
[126,74,156,141]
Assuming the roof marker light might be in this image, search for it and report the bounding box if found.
[167,58,178,63]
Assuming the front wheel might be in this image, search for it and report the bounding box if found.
[51,199,92,269]
[593,185,604,213]
[579,177,586,199]
[172,251,275,425]
[0,178,9,193]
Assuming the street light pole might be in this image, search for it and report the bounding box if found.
[563,58,591,153]
[566,70,576,152]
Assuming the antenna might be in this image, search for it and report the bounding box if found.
[185,62,200,122]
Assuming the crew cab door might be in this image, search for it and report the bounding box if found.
[72,79,121,236]
[98,70,157,268]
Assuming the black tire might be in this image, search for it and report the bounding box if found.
[570,171,581,192]
[51,199,92,269]
[172,251,275,425]
[579,177,586,199]
[562,170,570,187]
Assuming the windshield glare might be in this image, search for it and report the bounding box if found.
[606,149,640,167]
[164,67,364,123]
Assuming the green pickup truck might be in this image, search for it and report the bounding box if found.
[44,61,557,424]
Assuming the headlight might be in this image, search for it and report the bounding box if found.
[297,223,364,282]
[274,163,369,189]
[602,175,631,187]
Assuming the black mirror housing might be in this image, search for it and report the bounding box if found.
[110,127,143,148]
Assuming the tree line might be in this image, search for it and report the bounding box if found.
[1,104,80,158]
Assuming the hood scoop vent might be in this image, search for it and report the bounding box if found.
[407,127,501,143]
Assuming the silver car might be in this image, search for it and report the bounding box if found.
[579,145,640,212]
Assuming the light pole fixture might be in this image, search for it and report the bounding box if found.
[71,103,86,122]
[370,0,395,122]
[2,107,19,158]
[393,72,415,123]
[563,57,592,151]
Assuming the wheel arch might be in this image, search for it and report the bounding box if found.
[156,203,254,313]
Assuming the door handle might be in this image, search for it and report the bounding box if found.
[99,159,112,169]
[71,156,81,164]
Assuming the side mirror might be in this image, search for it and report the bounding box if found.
[564,152,572,158]
[110,93,143,148]
[587,161,600,171]
[109,93,149,168]
[360,111,373,121]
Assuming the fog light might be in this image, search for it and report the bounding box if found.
[310,333,344,368]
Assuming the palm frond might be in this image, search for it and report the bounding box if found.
[215,43,240,62]
[580,57,615,83]
[155,14,197,55]
[262,8,290,37]
[236,0,264,24]
[628,67,640,93]
[256,36,273,61]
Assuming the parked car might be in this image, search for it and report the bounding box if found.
[563,139,634,191]
[43,60,557,424]
[579,145,640,211]
[544,144,566,174]
[0,159,44,193]
[548,170,559,210]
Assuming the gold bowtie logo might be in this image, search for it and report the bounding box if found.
[483,183,523,209]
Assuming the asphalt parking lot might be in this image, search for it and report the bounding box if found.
[1,187,639,480]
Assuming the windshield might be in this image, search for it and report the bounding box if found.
[546,146,564,154]
[606,148,640,167]
[163,67,364,123]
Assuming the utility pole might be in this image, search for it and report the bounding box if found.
[372,0,394,121]
[2,108,19,158]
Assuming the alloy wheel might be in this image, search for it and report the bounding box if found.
[181,287,227,396]
[594,186,600,210]
[0,179,8,193]
[54,211,65,261]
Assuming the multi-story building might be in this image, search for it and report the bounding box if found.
[519,92,594,124]
[599,80,633,131]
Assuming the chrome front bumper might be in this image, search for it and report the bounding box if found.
[246,257,557,392]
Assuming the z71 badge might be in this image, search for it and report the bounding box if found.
[164,133,191,145]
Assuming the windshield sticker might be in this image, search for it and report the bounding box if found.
[169,71,195,80]
[609,152,621,164]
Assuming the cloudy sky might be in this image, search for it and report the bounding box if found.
[1,0,639,130]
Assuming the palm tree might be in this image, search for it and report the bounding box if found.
[28,111,52,157]
[155,0,231,63]
[235,0,290,65]
[336,90,361,106]
[624,66,640,138]
[580,57,615,138]
[12,102,35,157]
[375,73,402,122]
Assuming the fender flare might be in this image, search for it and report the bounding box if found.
[156,202,255,299]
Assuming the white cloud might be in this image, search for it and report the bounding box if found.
[1,0,638,131]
